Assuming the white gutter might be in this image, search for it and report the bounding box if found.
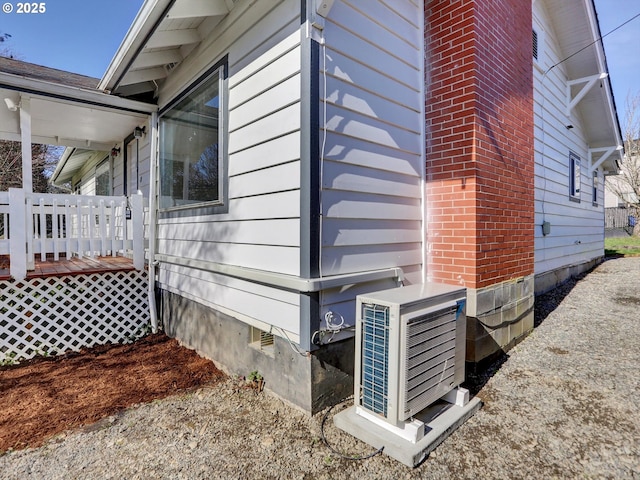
[155,253,404,293]
[148,111,159,332]
[0,70,157,114]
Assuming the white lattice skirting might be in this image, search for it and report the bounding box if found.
[0,270,149,363]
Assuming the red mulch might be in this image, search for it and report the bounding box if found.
[0,333,225,452]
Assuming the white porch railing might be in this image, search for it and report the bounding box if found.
[1,188,144,280]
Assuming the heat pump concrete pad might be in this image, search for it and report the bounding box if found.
[333,396,482,468]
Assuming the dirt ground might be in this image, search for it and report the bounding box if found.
[0,333,225,452]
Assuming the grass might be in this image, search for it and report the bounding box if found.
[605,235,640,256]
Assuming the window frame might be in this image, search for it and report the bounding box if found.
[158,56,228,216]
[569,152,581,202]
[592,170,599,207]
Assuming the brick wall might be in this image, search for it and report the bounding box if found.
[425,0,534,289]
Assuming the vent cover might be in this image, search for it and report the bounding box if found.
[532,29,539,60]
[250,327,274,354]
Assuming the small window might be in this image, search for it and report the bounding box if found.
[592,170,599,206]
[159,62,226,210]
[569,153,581,202]
[250,327,274,356]
[95,158,111,196]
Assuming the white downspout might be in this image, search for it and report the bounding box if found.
[147,111,159,332]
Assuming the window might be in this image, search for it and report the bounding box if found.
[95,158,111,196]
[159,63,226,210]
[569,153,581,201]
[592,170,599,206]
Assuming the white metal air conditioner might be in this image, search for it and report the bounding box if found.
[354,283,466,441]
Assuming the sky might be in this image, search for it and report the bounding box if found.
[0,0,144,79]
[0,0,639,122]
[593,0,640,125]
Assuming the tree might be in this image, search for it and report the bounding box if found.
[606,92,640,235]
[0,32,12,58]
[0,141,59,193]
[0,44,65,194]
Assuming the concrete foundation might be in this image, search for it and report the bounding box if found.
[534,257,603,295]
[159,289,353,414]
[334,393,482,467]
[465,275,535,363]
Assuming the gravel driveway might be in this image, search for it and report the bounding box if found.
[1,257,639,479]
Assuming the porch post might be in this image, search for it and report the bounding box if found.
[20,95,32,194]
[19,95,34,270]
[9,188,27,280]
[131,191,144,270]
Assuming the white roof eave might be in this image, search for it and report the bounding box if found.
[0,70,157,114]
[99,0,174,92]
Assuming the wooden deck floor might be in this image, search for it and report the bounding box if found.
[0,255,137,281]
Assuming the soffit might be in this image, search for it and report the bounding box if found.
[52,149,108,185]
[101,0,237,98]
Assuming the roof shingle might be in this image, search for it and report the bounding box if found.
[0,56,100,90]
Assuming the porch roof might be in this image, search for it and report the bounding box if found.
[0,57,157,153]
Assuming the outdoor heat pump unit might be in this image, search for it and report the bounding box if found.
[353,283,467,443]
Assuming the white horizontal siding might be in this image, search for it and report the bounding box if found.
[533,4,605,276]
[229,102,300,154]
[323,191,422,220]
[229,131,300,176]
[229,161,299,199]
[159,218,299,246]
[322,159,421,198]
[323,132,421,175]
[321,243,423,277]
[158,0,299,105]
[158,263,300,337]
[319,0,424,316]
[78,177,96,196]
[158,240,299,275]
[155,0,303,336]
[157,190,300,224]
[322,218,422,246]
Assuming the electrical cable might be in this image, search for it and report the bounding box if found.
[324,311,344,331]
[546,11,640,74]
[320,400,385,461]
[271,326,307,357]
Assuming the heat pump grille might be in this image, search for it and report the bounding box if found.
[404,305,458,418]
[360,303,390,417]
